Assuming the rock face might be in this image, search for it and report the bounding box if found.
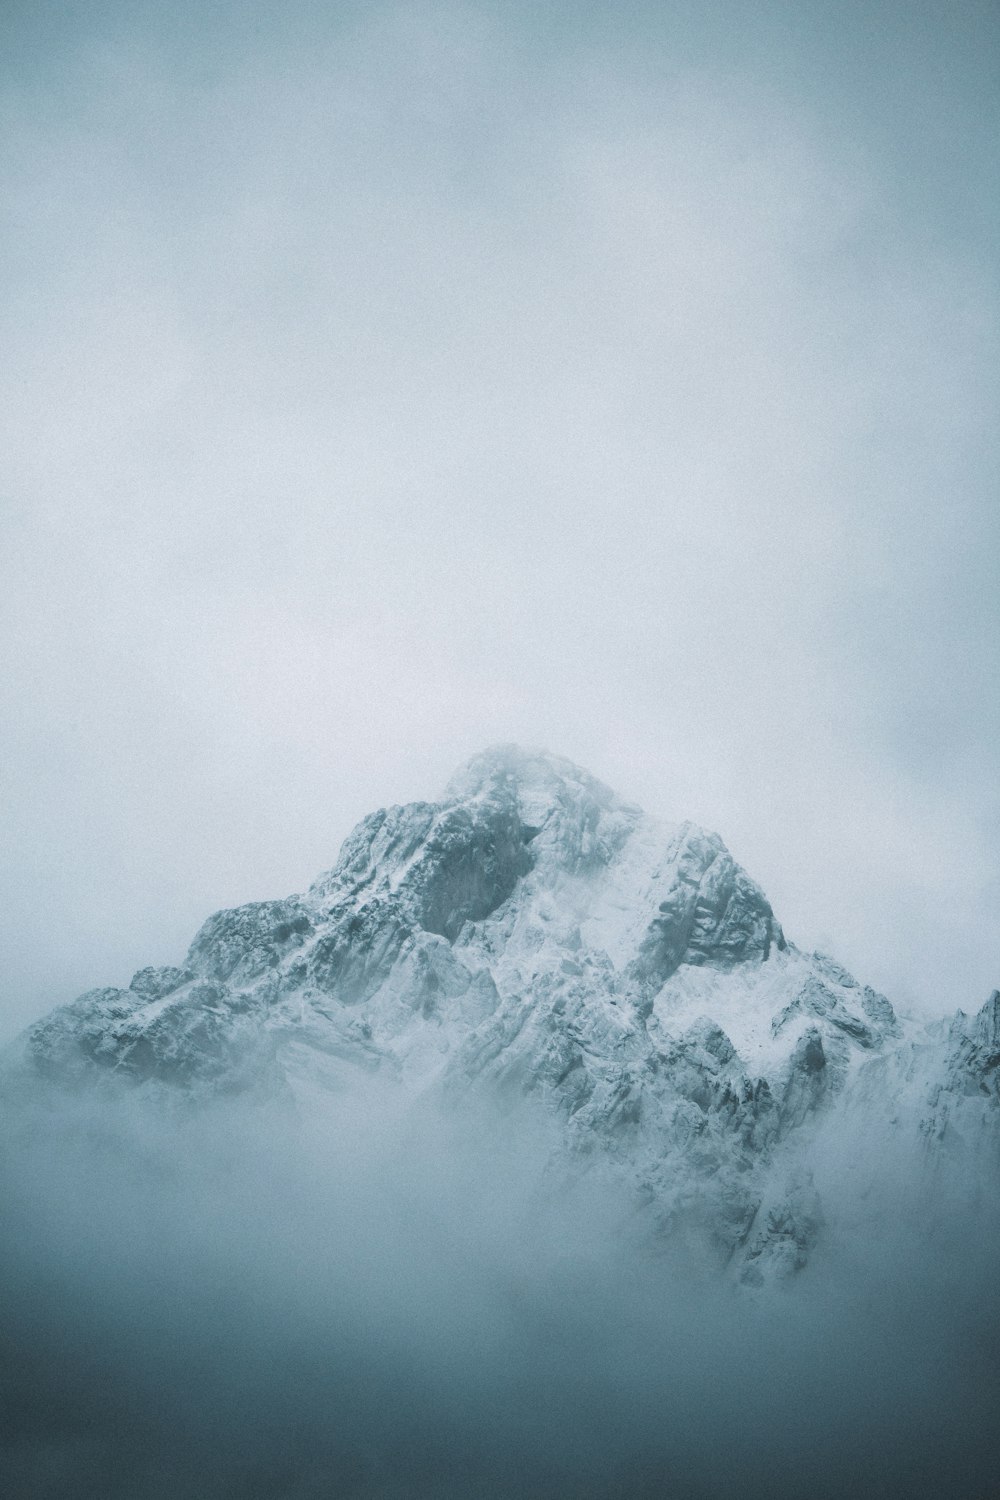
[9,746,998,1279]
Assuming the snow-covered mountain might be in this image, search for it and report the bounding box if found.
[9,745,998,1280]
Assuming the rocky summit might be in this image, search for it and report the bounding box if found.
[10,746,999,1280]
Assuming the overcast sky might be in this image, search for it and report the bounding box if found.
[1,0,997,1039]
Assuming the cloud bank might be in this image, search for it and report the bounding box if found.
[2,1075,998,1499]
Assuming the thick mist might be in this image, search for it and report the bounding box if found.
[3,1079,997,1500]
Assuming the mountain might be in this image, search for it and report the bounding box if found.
[8,745,998,1281]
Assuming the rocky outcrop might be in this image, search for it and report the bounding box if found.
[631,825,783,992]
[918,990,1000,1156]
[740,1172,824,1284]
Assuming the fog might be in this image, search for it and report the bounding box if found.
[2,7,997,1490]
[1,0,998,1043]
[2,1078,998,1499]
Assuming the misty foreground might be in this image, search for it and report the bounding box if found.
[2,748,998,1498]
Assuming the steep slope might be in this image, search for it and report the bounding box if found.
[9,745,997,1278]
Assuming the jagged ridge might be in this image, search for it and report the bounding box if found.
[9,745,998,1279]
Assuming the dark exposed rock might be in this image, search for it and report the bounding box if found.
[129,966,193,1002]
[632,825,782,991]
[187,898,313,985]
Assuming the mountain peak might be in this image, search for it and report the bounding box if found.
[445,743,626,811]
[13,747,997,1287]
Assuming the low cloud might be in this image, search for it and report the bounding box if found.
[2,1078,997,1498]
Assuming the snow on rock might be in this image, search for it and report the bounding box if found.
[6,745,997,1278]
